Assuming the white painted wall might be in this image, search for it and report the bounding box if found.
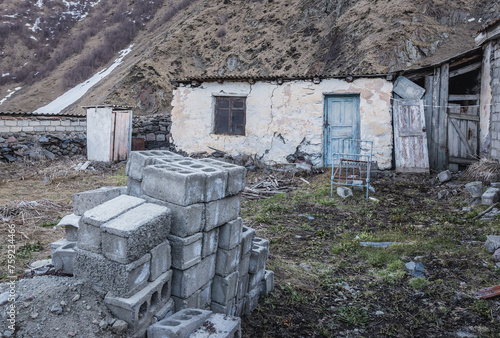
[171,78,393,169]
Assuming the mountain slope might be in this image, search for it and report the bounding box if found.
[0,0,498,116]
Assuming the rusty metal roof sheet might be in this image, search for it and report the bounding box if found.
[0,111,86,117]
[477,17,500,34]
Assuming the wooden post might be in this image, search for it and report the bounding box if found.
[438,63,449,170]
[424,75,433,166]
[431,68,441,169]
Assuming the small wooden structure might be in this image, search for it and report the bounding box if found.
[84,105,132,162]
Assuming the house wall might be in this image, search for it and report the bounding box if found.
[171,78,393,169]
[483,40,500,159]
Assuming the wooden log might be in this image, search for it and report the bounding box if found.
[438,63,449,170]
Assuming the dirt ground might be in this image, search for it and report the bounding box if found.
[1,157,500,337]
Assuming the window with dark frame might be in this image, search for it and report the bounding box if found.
[214,96,246,135]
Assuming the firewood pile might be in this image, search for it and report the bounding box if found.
[242,174,304,200]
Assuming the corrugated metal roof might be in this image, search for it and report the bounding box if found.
[0,111,86,117]
[477,17,500,34]
[173,72,392,84]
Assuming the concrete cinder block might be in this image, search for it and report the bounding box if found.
[215,245,241,277]
[72,186,126,216]
[126,151,158,181]
[147,308,212,338]
[105,270,173,335]
[211,298,235,316]
[205,195,241,231]
[260,270,275,296]
[465,181,483,198]
[167,233,203,270]
[482,187,500,205]
[171,281,212,312]
[144,196,205,237]
[234,297,246,317]
[173,159,228,202]
[171,254,216,299]
[142,164,206,206]
[237,274,249,301]
[244,286,260,315]
[74,248,151,298]
[218,217,243,250]
[337,186,353,199]
[81,195,146,228]
[198,158,247,196]
[253,237,270,258]
[50,238,74,256]
[238,253,250,277]
[150,241,171,282]
[212,271,239,305]
[127,177,143,197]
[202,228,219,259]
[101,203,171,264]
[77,221,102,254]
[248,268,265,291]
[154,298,175,322]
[52,242,77,275]
[57,213,80,242]
[190,313,242,338]
[199,281,212,310]
[240,226,256,257]
[248,244,267,274]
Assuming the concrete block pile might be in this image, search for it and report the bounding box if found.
[50,150,274,337]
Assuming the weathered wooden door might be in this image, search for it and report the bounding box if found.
[110,111,132,161]
[393,99,430,172]
[324,95,360,166]
[447,103,479,165]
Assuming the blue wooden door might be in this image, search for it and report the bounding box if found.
[324,95,360,166]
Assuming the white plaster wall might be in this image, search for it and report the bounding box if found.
[171,78,393,169]
[86,107,113,161]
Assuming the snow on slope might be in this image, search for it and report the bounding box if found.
[33,45,133,115]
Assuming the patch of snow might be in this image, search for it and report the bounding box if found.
[0,87,22,106]
[468,18,475,22]
[30,36,38,41]
[31,18,42,32]
[1,73,10,78]
[36,0,43,8]
[2,15,17,19]
[34,45,134,115]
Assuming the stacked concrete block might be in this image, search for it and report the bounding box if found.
[72,186,127,216]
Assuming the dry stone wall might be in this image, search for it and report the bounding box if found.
[132,114,172,150]
[51,150,273,337]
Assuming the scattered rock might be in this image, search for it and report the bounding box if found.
[485,235,500,253]
[405,261,425,277]
[30,312,39,319]
[375,311,385,316]
[437,170,452,183]
[50,304,63,315]
[299,263,312,271]
[482,187,500,205]
[111,320,128,334]
[465,181,483,198]
[99,319,108,329]
[72,294,81,302]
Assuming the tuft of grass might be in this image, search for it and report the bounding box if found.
[409,277,429,290]
[17,241,44,259]
[337,305,368,327]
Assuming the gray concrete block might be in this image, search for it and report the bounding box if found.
[465,181,483,198]
[101,203,171,264]
[81,195,146,227]
[240,226,256,257]
[202,228,219,259]
[219,217,243,250]
[74,248,151,298]
[172,281,212,312]
[491,182,500,188]
[77,221,101,254]
[190,313,242,338]
[248,268,265,291]
[50,238,74,256]
[337,186,353,199]
[211,298,235,316]
[150,241,171,282]
[212,271,239,305]
[154,298,175,322]
[171,254,216,299]
[105,270,173,335]
[147,308,212,338]
[173,159,228,202]
[144,196,205,237]
[237,274,249,301]
[52,242,76,275]
[238,253,250,277]
[73,186,126,216]
[248,244,267,274]
[126,151,158,181]
[482,187,500,205]
[260,270,274,296]
[253,237,270,253]
[199,158,247,196]
[215,245,241,277]
[127,177,143,197]
[168,232,203,270]
[437,170,452,183]
[244,286,260,315]
[57,213,80,242]
[205,195,241,231]
[142,164,206,206]
[234,297,246,317]
[199,281,212,310]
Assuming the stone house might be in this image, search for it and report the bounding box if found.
[170,75,394,170]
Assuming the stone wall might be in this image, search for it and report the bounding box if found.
[171,78,393,169]
[0,115,87,161]
[132,113,172,150]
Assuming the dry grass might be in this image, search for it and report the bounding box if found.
[463,157,500,183]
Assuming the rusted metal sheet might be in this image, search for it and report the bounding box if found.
[393,99,430,172]
[132,137,145,151]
